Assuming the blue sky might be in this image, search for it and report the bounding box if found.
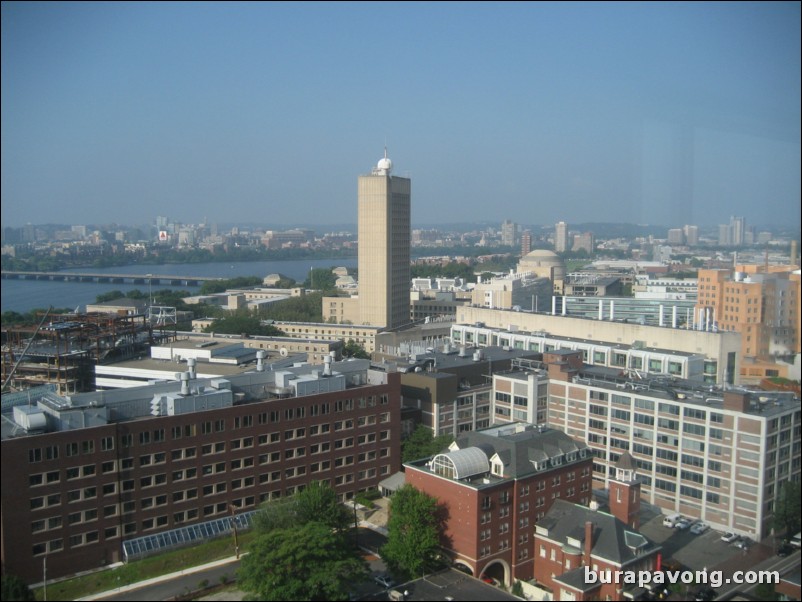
[2,1,800,229]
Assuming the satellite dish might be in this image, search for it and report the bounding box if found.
[279,347,288,357]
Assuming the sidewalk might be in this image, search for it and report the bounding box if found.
[77,556,242,601]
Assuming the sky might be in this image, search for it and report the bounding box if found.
[1,1,800,230]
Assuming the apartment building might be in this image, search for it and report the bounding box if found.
[405,424,594,585]
[545,350,801,540]
[1,360,401,582]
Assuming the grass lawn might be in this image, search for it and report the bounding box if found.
[34,531,255,601]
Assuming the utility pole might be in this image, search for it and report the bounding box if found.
[228,505,240,559]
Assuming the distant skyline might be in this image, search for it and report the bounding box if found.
[2,2,800,229]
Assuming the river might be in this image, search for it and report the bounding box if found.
[1,258,357,314]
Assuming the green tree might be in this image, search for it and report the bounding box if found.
[202,311,285,337]
[295,481,351,532]
[381,485,443,580]
[1,575,36,602]
[238,522,367,601]
[95,290,126,303]
[304,267,338,291]
[258,292,325,322]
[253,481,349,534]
[402,424,454,463]
[342,339,370,359]
[199,277,262,295]
[774,480,801,536]
[754,583,779,601]
[253,495,298,533]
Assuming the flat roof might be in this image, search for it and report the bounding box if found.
[456,325,702,358]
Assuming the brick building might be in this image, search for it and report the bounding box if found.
[532,455,660,600]
[405,424,593,585]
[1,359,401,583]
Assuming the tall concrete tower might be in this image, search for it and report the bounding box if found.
[357,150,411,329]
[555,221,568,253]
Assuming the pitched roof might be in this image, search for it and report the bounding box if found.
[536,499,660,566]
[453,425,589,479]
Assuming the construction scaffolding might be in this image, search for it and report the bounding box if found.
[1,311,172,395]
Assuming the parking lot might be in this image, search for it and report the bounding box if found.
[636,504,778,575]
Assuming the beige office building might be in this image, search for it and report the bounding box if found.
[357,151,411,329]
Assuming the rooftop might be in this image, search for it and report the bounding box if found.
[408,423,592,486]
[538,499,661,567]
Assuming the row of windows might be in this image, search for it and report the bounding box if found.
[28,400,393,463]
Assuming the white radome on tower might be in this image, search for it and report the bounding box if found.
[375,147,392,174]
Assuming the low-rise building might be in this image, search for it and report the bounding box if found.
[405,424,594,585]
[533,455,661,601]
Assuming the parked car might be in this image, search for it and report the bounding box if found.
[675,519,691,530]
[690,522,709,535]
[777,543,794,557]
[720,532,738,543]
[791,532,802,549]
[663,513,682,528]
[735,537,751,550]
[374,575,396,589]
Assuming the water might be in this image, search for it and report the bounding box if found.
[1,258,356,314]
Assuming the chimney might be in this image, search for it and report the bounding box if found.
[323,355,332,376]
[723,390,750,413]
[256,350,266,372]
[186,357,197,379]
[584,521,594,565]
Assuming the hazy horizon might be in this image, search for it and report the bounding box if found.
[2,2,800,229]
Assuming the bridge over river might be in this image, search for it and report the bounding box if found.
[1,271,224,286]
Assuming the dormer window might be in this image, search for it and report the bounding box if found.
[551,455,562,466]
[491,459,504,477]
[566,452,576,462]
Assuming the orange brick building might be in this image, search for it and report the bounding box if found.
[696,266,800,381]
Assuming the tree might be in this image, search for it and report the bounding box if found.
[238,522,367,601]
[253,481,349,534]
[1,575,35,602]
[95,290,126,303]
[402,424,454,463]
[202,311,285,337]
[295,481,351,532]
[342,339,370,359]
[303,267,338,292]
[381,485,443,579]
[773,480,801,537]
[252,495,298,533]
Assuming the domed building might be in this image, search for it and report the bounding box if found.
[517,249,566,282]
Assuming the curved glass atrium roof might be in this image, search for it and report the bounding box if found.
[431,446,490,480]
